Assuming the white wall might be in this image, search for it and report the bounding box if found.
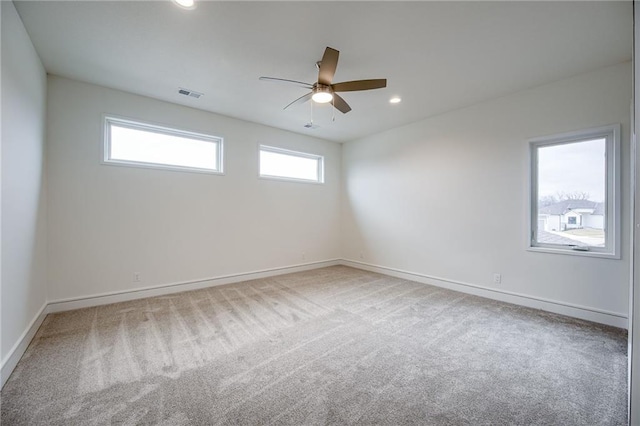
[546,215,561,232]
[1,0,48,372]
[342,62,631,323]
[628,2,639,421]
[583,214,604,230]
[46,76,341,302]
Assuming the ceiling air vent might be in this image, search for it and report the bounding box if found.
[178,88,203,99]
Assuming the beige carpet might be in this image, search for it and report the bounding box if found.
[1,266,627,425]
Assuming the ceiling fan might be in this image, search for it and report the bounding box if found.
[259,47,387,114]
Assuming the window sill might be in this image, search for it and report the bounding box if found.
[527,246,620,259]
[102,159,225,176]
[258,175,324,185]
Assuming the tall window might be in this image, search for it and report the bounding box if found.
[529,124,620,257]
[259,145,324,183]
[104,116,223,174]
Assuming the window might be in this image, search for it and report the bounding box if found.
[259,145,324,183]
[104,116,223,174]
[529,124,620,258]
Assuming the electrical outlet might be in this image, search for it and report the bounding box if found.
[359,252,364,259]
[133,272,141,282]
[493,273,502,284]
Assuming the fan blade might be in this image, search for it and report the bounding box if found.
[332,94,352,114]
[284,92,313,110]
[259,77,314,89]
[332,79,387,92]
[318,47,339,86]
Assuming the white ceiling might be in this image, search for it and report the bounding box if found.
[14,1,632,143]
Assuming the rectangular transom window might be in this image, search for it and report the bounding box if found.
[529,124,620,258]
[259,145,324,183]
[104,116,223,174]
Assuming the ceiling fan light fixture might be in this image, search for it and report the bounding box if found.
[172,0,196,10]
[260,47,385,114]
[312,86,333,104]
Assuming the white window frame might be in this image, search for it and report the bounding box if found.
[258,144,325,184]
[103,115,224,175]
[528,124,621,259]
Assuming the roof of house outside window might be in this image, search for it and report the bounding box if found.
[538,200,604,216]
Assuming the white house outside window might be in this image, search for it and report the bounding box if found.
[529,124,620,258]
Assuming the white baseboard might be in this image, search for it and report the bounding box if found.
[2,257,627,391]
[2,260,339,390]
[1,301,49,389]
[340,259,629,329]
[48,259,341,313]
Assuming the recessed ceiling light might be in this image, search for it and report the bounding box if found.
[389,97,402,104]
[173,0,196,10]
